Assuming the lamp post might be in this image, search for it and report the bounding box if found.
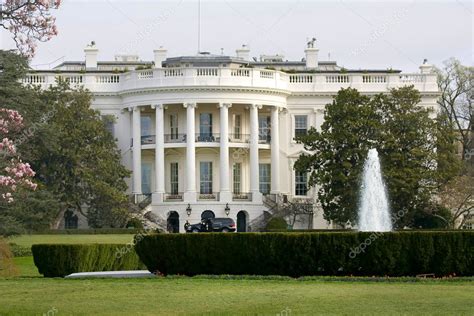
[186,204,192,216]
[224,203,230,216]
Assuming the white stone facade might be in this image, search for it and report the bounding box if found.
[25,42,439,232]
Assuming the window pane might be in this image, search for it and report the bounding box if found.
[102,115,115,137]
[200,161,213,194]
[200,113,212,136]
[170,114,178,139]
[295,171,308,196]
[233,163,241,194]
[141,116,152,136]
[259,163,271,194]
[258,116,271,141]
[295,115,308,136]
[141,162,152,194]
[234,115,241,139]
[170,163,179,194]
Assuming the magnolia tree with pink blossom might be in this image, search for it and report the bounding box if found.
[0,0,61,58]
[0,108,36,203]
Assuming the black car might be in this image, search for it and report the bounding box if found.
[185,218,236,233]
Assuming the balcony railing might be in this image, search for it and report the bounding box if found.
[232,192,252,201]
[22,68,438,95]
[195,133,220,143]
[229,133,250,143]
[136,133,268,146]
[198,193,218,200]
[164,133,187,143]
[141,135,156,145]
[258,134,271,144]
[164,192,184,202]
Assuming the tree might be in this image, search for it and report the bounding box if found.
[294,88,381,225]
[436,58,474,160]
[295,87,441,228]
[0,0,61,57]
[21,82,132,228]
[273,199,315,229]
[438,174,473,228]
[0,50,131,229]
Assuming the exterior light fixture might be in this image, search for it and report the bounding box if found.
[224,203,230,216]
[186,204,192,216]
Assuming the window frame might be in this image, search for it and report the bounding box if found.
[295,170,308,196]
[259,163,271,194]
[200,161,213,194]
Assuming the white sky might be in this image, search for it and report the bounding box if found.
[1,0,473,72]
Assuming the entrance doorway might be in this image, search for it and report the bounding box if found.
[167,211,180,233]
[237,211,247,232]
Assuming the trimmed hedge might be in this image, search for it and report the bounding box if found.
[32,244,144,277]
[135,232,474,277]
[36,228,143,235]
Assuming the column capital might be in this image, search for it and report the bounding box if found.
[151,104,166,110]
[128,105,142,112]
[249,104,263,110]
[183,102,197,109]
[218,102,232,109]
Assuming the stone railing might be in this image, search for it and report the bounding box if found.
[22,68,438,94]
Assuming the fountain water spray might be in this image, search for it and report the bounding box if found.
[358,148,392,232]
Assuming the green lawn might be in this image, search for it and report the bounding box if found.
[8,234,136,247]
[3,235,473,315]
[0,277,472,315]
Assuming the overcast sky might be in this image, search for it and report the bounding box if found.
[1,0,472,72]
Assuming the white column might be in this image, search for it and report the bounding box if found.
[153,104,165,203]
[270,106,280,194]
[184,102,197,202]
[131,106,142,194]
[249,104,262,202]
[219,102,232,202]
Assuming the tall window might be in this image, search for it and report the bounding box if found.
[102,115,115,137]
[140,116,153,144]
[234,114,241,139]
[169,114,178,140]
[295,171,308,196]
[294,115,308,136]
[141,116,152,137]
[258,116,271,142]
[259,164,271,194]
[200,161,213,194]
[233,163,241,194]
[141,162,152,194]
[199,113,212,138]
[170,162,179,194]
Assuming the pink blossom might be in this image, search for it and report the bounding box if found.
[0,108,36,202]
[2,0,61,58]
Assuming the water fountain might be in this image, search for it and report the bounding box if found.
[358,148,392,232]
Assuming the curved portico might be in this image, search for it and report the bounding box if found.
[129,99,283,207]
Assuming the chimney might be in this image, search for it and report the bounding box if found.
[153,47,167,68]
[84,41,98,69]
[236,44,250,61]
[304,37,318,69]
[419,58,433,74]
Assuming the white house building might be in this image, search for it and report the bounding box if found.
[24,41,439,232]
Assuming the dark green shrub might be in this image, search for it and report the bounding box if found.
[135,232,474,277]
[36,228,143,235]
[126,218,144,229]
[32,244,144,277]
[265,217,288,231]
